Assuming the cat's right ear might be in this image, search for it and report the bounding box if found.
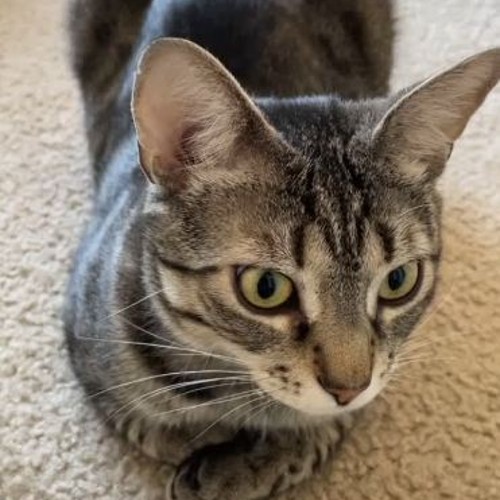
[372,48,500,183]
[131,38,276,189]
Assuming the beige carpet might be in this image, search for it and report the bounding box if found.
[1,1,499,499]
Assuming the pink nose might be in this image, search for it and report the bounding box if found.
[318,376,370,405]
[328,386,367,405]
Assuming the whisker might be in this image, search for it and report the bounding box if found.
[396,351,434,361]
[89,369,252,399]
[75,334,242,365]
[394,203,433,224]
[411,286,456,334]
[118,381,255,424]
[188,385,286,445]
[244,399,275,427]
[111,373,273,425]
[107,376,252,424]
[385,374,422,387]
[122,316,243,365]
[399,341,432,351]
[120,316,177,346]
[396,355,457,366]
[76,335,185,350]
[98,288,167,323]
[177,379,253,399]
[188,394,266,445]
[152,388,266,420]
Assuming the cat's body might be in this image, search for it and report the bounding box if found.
[71,0,392,174]
[66,1,500,498]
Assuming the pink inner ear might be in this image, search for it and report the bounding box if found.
[133,39,276,187]
[147,99,183,164]
[141,89,208,169]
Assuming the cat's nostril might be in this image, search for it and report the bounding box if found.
[329,386,366,405]
[317,376,370,406]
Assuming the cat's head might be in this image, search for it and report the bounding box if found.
[131,39,499,419]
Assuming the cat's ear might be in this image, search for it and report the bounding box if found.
[373,48,500,182]
[132,37,274,188]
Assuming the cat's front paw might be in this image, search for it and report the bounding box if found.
[167,450,207,500]
[166,431,300,500]
[168,451,276,500]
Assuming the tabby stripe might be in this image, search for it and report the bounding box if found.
[375,222,395,263]
[370,273,438,339]
[417,203,437,240]
[123,305,174,377]
[156,292,214,330]
[201,295,281,352]
[370,316,384,339]
[156,255,218,276]
[167,374,216,400]
[157,291,242,342]
[318,218,339,259]
[292,224,306,268]
[383,280,437,338]
[300,164,317,219]
[122,300,229,400]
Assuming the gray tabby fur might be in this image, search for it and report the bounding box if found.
[65,1,500,498]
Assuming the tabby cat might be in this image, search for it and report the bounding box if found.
[65,0,500,498]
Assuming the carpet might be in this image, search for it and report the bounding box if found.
[1,0,499,498]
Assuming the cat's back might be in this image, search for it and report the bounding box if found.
[142,0,393,98]
[70,0,393,180]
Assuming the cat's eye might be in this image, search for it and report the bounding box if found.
[378,262,421,305]
[236,267,295,311]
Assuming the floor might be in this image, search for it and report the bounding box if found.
[1,1,499,498]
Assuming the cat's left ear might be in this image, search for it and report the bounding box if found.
[131,38,277,189]
[373,48,500,183]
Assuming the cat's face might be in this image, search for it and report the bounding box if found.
[142,97,441,418]
[133,39,499,419]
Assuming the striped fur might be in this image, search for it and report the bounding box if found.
[65,1,499,498]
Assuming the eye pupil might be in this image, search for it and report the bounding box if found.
[257,272,276,299]
[378,262,420,305]
[388,267,406,291]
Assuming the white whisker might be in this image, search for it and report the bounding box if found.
[178,379,252,399]
[89,369,252,399]
[244,399,275,427]
[75,334,242,365]
[120,316,177,345]
[107,376,253,423]
[118,318,245,365]
[98,288,167,323]
[152,388,265,420]
[394,203,432,223]
[188,394,266,445]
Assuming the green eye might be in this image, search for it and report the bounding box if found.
[378,262,420,304]
[237,267,294,310]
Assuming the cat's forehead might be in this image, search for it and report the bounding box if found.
[259,95,384,149]
[150,94,436,271]
[261,96,389,198]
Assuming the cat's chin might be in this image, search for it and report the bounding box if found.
[243,398,349,432]
[259,391,348,423]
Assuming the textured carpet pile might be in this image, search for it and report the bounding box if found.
[1,1,499,499]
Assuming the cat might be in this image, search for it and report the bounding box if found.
[65,1,500,498]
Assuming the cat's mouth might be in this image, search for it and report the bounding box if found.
[250,359,387,420]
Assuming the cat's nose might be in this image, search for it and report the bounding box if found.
[328,385,368,405]
[318,376,370,406]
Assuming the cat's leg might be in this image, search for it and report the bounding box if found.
[167,416,353,500]
[117,416,236,466]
